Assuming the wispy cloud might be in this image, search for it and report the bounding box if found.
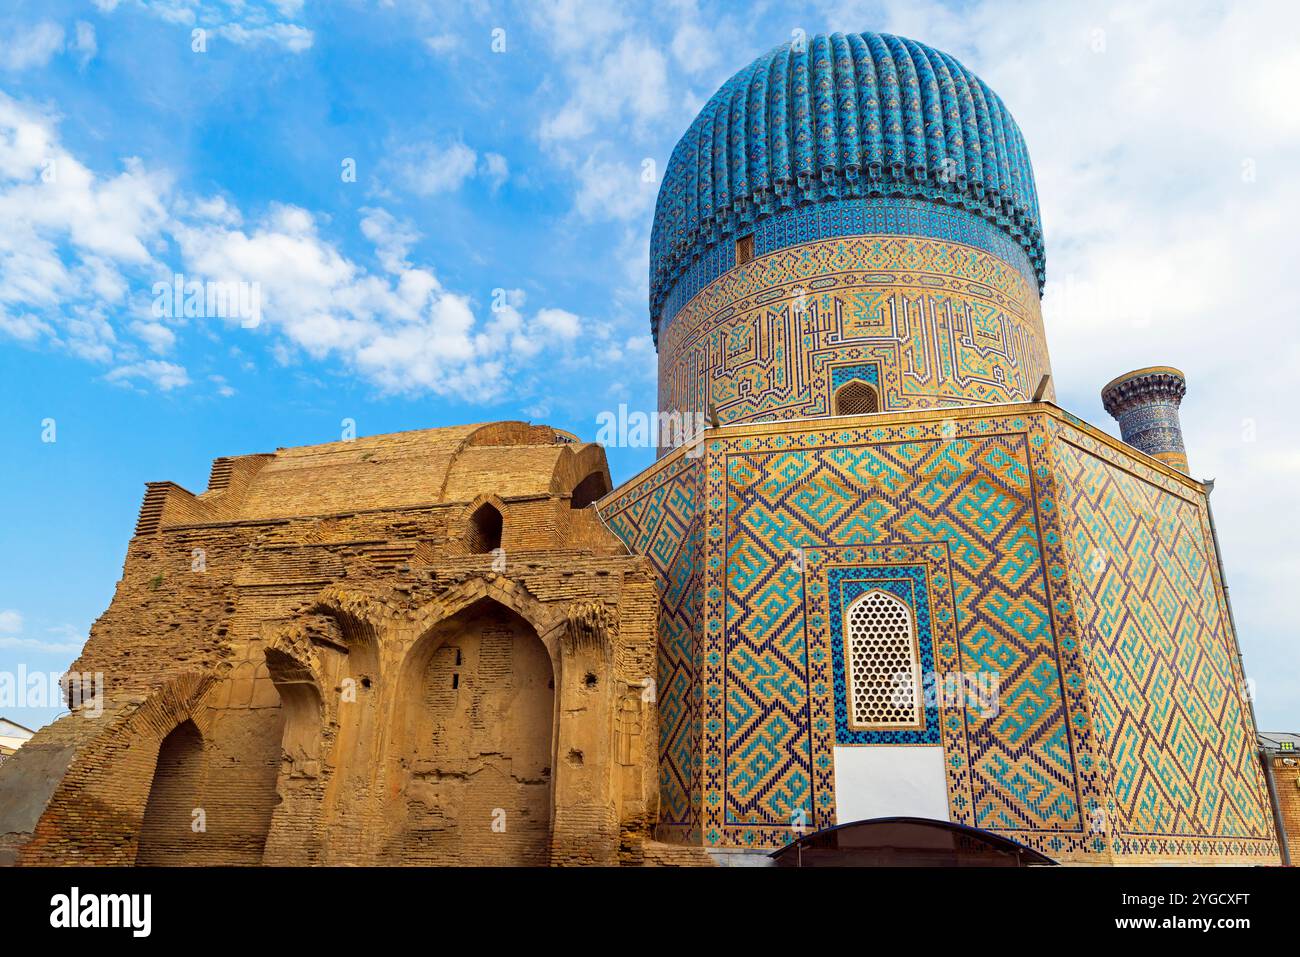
[0,18,98,72]
[385,139,483,196]
[0,612,83,655]
[105,358,191,391]
[94,0,314,53]
[0,91,609,404]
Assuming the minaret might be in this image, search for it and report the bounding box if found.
[1101,366,1189,473]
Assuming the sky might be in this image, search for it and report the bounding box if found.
[0,0,1297,732]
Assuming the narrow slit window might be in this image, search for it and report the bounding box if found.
[845,590,921,729]
[466,503,503,554]
[735,234,754,266]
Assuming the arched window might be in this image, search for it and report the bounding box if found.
[834,380,879,416]
[569,471,610,510]
[466,502,503,554]
[845,590,920,729]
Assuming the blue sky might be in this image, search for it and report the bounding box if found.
[1,0,1298,732]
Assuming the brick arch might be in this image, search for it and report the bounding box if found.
[410,576,566,657]
[387,591,558,865]
[130,672,222,741]
[551,443,613,499]
[128,672,282,866]
[17,672,218,865]
[136,718,208,864]
[307,588,387,675]
[261,639,326,767]
[283,591,392,863]
[454,493,510,556]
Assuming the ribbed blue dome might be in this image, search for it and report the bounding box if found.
[650,31,1045,341]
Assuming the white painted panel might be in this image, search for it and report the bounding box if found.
[832,745,950,823]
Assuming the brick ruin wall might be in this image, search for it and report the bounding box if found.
[0,427,710,866]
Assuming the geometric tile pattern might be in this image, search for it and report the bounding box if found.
[657,232,1052,432]
[713,421,1084,849]
[598,452,704,841]
[601,406,1279,863]
[756,199,1040,293]
[830,361,881,393]
[1052,425,1276,857]
[657,198,1039,336]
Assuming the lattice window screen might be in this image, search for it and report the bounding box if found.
[846,590,920,728]
[834,381,879,415]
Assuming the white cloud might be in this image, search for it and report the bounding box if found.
[390,140,480,196]
[525,0,723,315]
[359,206,420,274]
[573,154,655,222]
[0,609,78,654]
[0,308,52,341]
[383,139,508,198]
[481,152,509,192]
[0,21,66,71]
[0,18,99,72]
[106,359,190,390]
[536,307,582,340]
[0,95,604,404]
[172,200,527,395]
[530,0,628,57]
[73,21,97,68]
[425,33,459,56]
[95,1,314,53]
[0,93,174,366]
[670,20,720,75]
[218,22,313,53]
[0,636,82,653]
[130,320,176,353]
[538,36,670,144]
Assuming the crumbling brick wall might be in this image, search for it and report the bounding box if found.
[0,422,663,867]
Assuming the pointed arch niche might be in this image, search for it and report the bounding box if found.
[830,362,883,417]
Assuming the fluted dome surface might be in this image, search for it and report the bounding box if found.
[650,31,1045,339]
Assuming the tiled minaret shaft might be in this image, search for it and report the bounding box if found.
[1101,366,1189,473]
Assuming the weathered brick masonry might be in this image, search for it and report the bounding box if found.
[0,421,705,866]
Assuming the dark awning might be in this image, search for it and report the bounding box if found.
[770,816,1058,867]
